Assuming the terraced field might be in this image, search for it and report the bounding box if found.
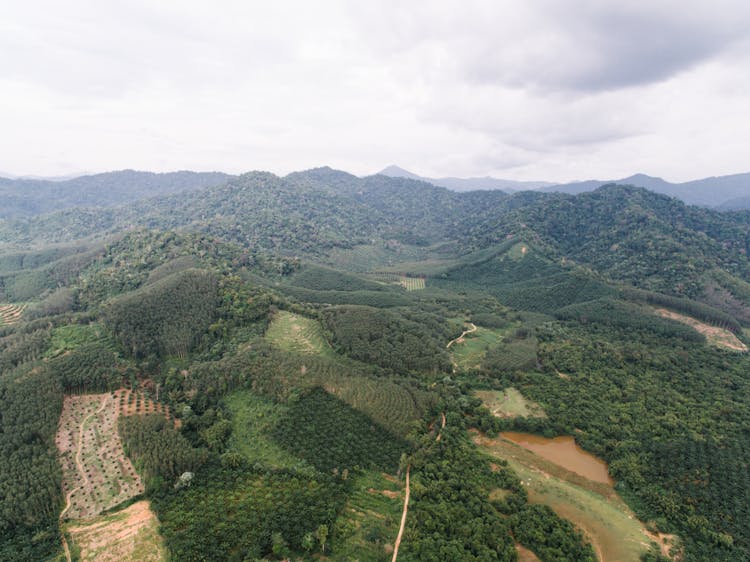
[0,303,25,325]
[265,310,335,356]
[56,393,144,520]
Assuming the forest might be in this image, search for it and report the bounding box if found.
[1,171,750,561]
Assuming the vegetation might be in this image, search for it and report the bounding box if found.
[2,172,750,560]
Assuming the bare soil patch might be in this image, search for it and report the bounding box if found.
[654,308,747,351]
[66,500,166,561]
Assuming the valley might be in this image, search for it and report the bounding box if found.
[0,169,749,561]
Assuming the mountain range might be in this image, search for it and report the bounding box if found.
[379,165,750,209]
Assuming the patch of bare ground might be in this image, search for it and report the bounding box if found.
[66,500,167,562]
[516,543,541,562]
[654,308,747,351]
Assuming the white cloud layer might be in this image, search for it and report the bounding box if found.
[1,0,748,181]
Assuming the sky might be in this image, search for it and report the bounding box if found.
[1,0,749,182]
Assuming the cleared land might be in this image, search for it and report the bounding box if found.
[476,388,546,418]
[65,500,166,562]
[475,432,665,562]
[56,393,144,520]
[265,310,335,356]
[654,308,747,351]
[116,388,177,424]
[0,303,25,325]
[448,324,508,370]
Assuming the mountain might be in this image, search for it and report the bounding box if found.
[0,170,233,219]
[378,164,553,192]
[3,166,750,560]
[546,172,750,208]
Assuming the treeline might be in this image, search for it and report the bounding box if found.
[321,305,452,374]
[104,268,219,358]
[555,298,706,343]
[0,366,63,561]
[48,342,124,393]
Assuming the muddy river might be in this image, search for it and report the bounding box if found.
[501,432,613,485]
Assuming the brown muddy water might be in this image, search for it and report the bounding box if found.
[501,432,613,485]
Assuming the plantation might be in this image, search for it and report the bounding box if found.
[271,387,409,473]
[56,393,144,520]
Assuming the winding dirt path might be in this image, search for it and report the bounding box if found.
[391,465,410,562]
[446,322,477,349]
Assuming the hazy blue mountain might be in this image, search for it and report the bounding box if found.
[545,172,750,208]
[378,165,553,192]
[0,169,233,218]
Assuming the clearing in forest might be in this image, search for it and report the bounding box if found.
[265,310,335,356]
[448,322,512,370]
[116,388,178,425]
[330,471,403,560]
[654,308,747,351]
[56,393,144,520]
[476,388,546,418]
[64,500,167,562]
[475,432,676,562]
[0,303,25,325]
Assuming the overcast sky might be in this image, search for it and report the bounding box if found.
[1,0,749,182]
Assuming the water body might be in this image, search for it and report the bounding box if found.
[501,432,613,485]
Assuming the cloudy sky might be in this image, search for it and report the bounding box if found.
[1,0,749,182]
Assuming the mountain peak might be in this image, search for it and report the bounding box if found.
[378,165,423,180]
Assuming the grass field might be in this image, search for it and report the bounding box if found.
[56,393,144,520]
[331,470,403,561]
[265,310,335,356]
[0,303,25,325]
[475,388,546,418]
[449,324,507,370]
[65,500,166,562]
[475,432,659,562]
[224,390,308,469]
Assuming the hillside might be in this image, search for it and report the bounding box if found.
[1,169,750,561]
[0,170,232,219]
[545,172,750,208]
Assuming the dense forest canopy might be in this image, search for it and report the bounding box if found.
[1,169,749,561]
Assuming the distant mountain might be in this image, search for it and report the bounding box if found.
[0,170,233,219]
[378,165,553,192]
[545,172,750,208]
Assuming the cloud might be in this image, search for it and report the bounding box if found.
[0,1,748,182]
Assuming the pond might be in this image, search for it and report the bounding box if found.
[501,432,613,485]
